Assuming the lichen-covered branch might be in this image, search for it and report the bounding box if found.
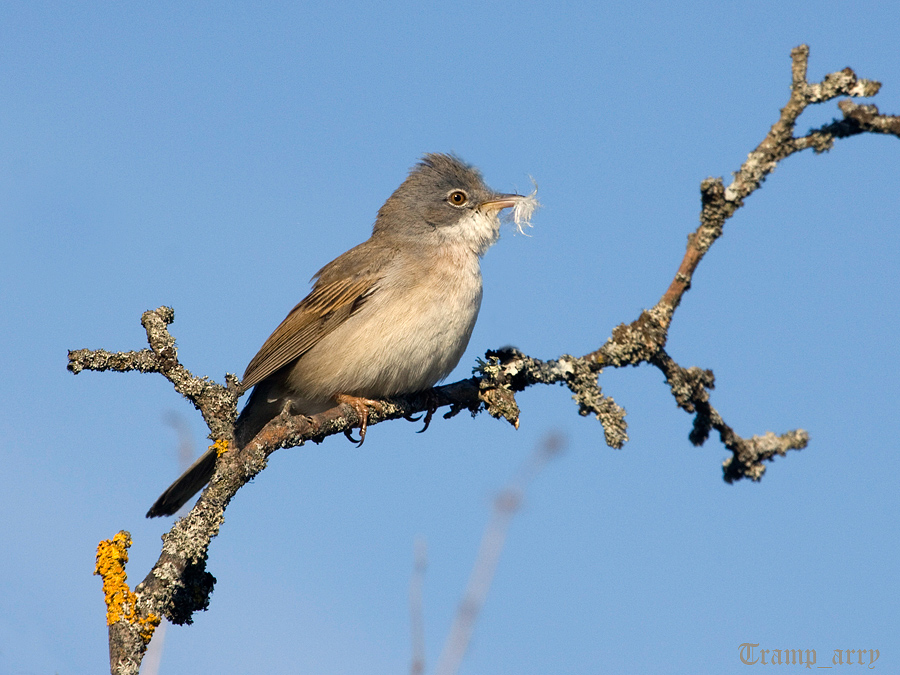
[68,44,897,674]
[69,308,241,441]
[582,43,891,480]
[94,532,161,675]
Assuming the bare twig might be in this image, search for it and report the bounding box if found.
[434,434,565,675]
[409,538,427,675]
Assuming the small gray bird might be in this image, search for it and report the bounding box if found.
[147,154,536,517]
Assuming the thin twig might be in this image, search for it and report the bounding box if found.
[433,434,565,675]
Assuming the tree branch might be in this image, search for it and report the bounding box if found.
[68,44,898,674]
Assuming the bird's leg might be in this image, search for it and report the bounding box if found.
[336,393,384,446]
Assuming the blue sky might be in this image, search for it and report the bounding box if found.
[2,2,898,673]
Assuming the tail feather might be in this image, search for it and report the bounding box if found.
[145,367,334,517]
[145,448,218,518]
[146,383,282,518]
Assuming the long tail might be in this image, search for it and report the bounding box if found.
[145,383,284,518]
[145,448,218,517]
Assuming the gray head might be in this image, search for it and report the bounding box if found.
[372,153,526,255]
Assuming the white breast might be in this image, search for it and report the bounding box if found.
[284,240,485,411]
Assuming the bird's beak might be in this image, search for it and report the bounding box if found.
[481,193,526,212]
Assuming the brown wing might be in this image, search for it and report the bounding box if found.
[240,240,391,392]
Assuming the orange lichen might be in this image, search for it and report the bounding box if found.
[213,438,230,458]
[94,531,160,643]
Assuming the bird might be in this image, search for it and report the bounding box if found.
[146,153,537,517]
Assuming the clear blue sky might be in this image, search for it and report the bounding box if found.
[2,2,898,673]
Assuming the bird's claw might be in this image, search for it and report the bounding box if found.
[344,428,364,446]
[414,391,440,434]
[336,394,383,447]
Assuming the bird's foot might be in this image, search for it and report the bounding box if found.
[404,390,440,434]
[336,394,384,446]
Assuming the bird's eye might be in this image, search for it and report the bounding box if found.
[447,190,468,207]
